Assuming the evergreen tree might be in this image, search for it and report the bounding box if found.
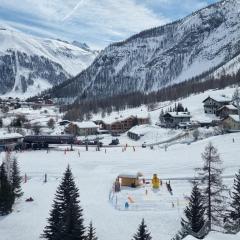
[225,169,240,233]
[197,142,227,230]
[132,219,152,240]
[176,103,184,112]
[11,157,23,198]
[180,183,206,239]
[86,221,98,240]
[0,163,15,215]
[42,165,85,240]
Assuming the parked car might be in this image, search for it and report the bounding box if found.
[142,142,147,148]
[109,138,119,145]
[82,140,103,146]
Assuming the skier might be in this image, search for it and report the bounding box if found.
[44,173,47,183]
[24,173,27,183]
[165,145,168,151]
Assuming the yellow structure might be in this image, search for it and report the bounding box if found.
[152,174,160,189]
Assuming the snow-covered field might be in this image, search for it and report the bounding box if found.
[0,131,240,240]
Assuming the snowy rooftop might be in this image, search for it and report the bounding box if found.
[118,172,142,178]
[228,115,240,122]
[73,121,98,129]
[0,132,23,140]
[218,104,237,110]
[203,95,231,103]
[165,112,192,118]
[101,112,149,125]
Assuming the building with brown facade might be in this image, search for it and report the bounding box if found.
[100,115,149,133]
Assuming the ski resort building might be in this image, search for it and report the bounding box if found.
[161,112,191,128]
[65,122,98,136]
[223,115,240,131]
[100,115,149,134]
[216,104,238,118]
[203,96,231,114]
[0,133,23,151]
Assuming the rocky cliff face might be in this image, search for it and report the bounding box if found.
[49,0,240,101]
[0,27,98,97]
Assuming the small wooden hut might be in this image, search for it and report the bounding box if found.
[117,173,142,188]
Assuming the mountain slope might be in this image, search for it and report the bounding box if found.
[0,26,98,97]
[49,0,240,101]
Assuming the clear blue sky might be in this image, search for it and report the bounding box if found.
[0,0,218,49]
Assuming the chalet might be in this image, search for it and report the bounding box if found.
[101,115,149,134]
[216,105,238,119]
[223,115,240,132]
[203,96,231,115]
[65,121,98,136]
[161,112,191,128]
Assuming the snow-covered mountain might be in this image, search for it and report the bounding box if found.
[49,0,240,101]
[0,26,98,97]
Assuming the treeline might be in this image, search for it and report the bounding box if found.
[62,70,240,121]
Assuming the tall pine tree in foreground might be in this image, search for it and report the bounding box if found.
[180,183,206,239]
[0,163,15,215]
[132,219,152,240]
[86,221,98,240]
[11,157,23,198]
[197,142,227,230]
[42,165,85,240]
[225,169,240,233]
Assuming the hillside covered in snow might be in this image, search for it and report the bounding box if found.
[48,0,240,101]
[0,26,98,97]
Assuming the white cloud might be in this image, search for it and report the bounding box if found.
[0,0,168,47]
[0,0,216,48]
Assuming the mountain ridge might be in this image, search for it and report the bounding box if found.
[47,0,240,102]
[0,26,98,97]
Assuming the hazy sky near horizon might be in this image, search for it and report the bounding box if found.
[0,0,218,49]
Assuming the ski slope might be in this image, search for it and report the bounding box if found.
[0,132,240,240]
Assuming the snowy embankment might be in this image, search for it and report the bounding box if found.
[0,131,240,240]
